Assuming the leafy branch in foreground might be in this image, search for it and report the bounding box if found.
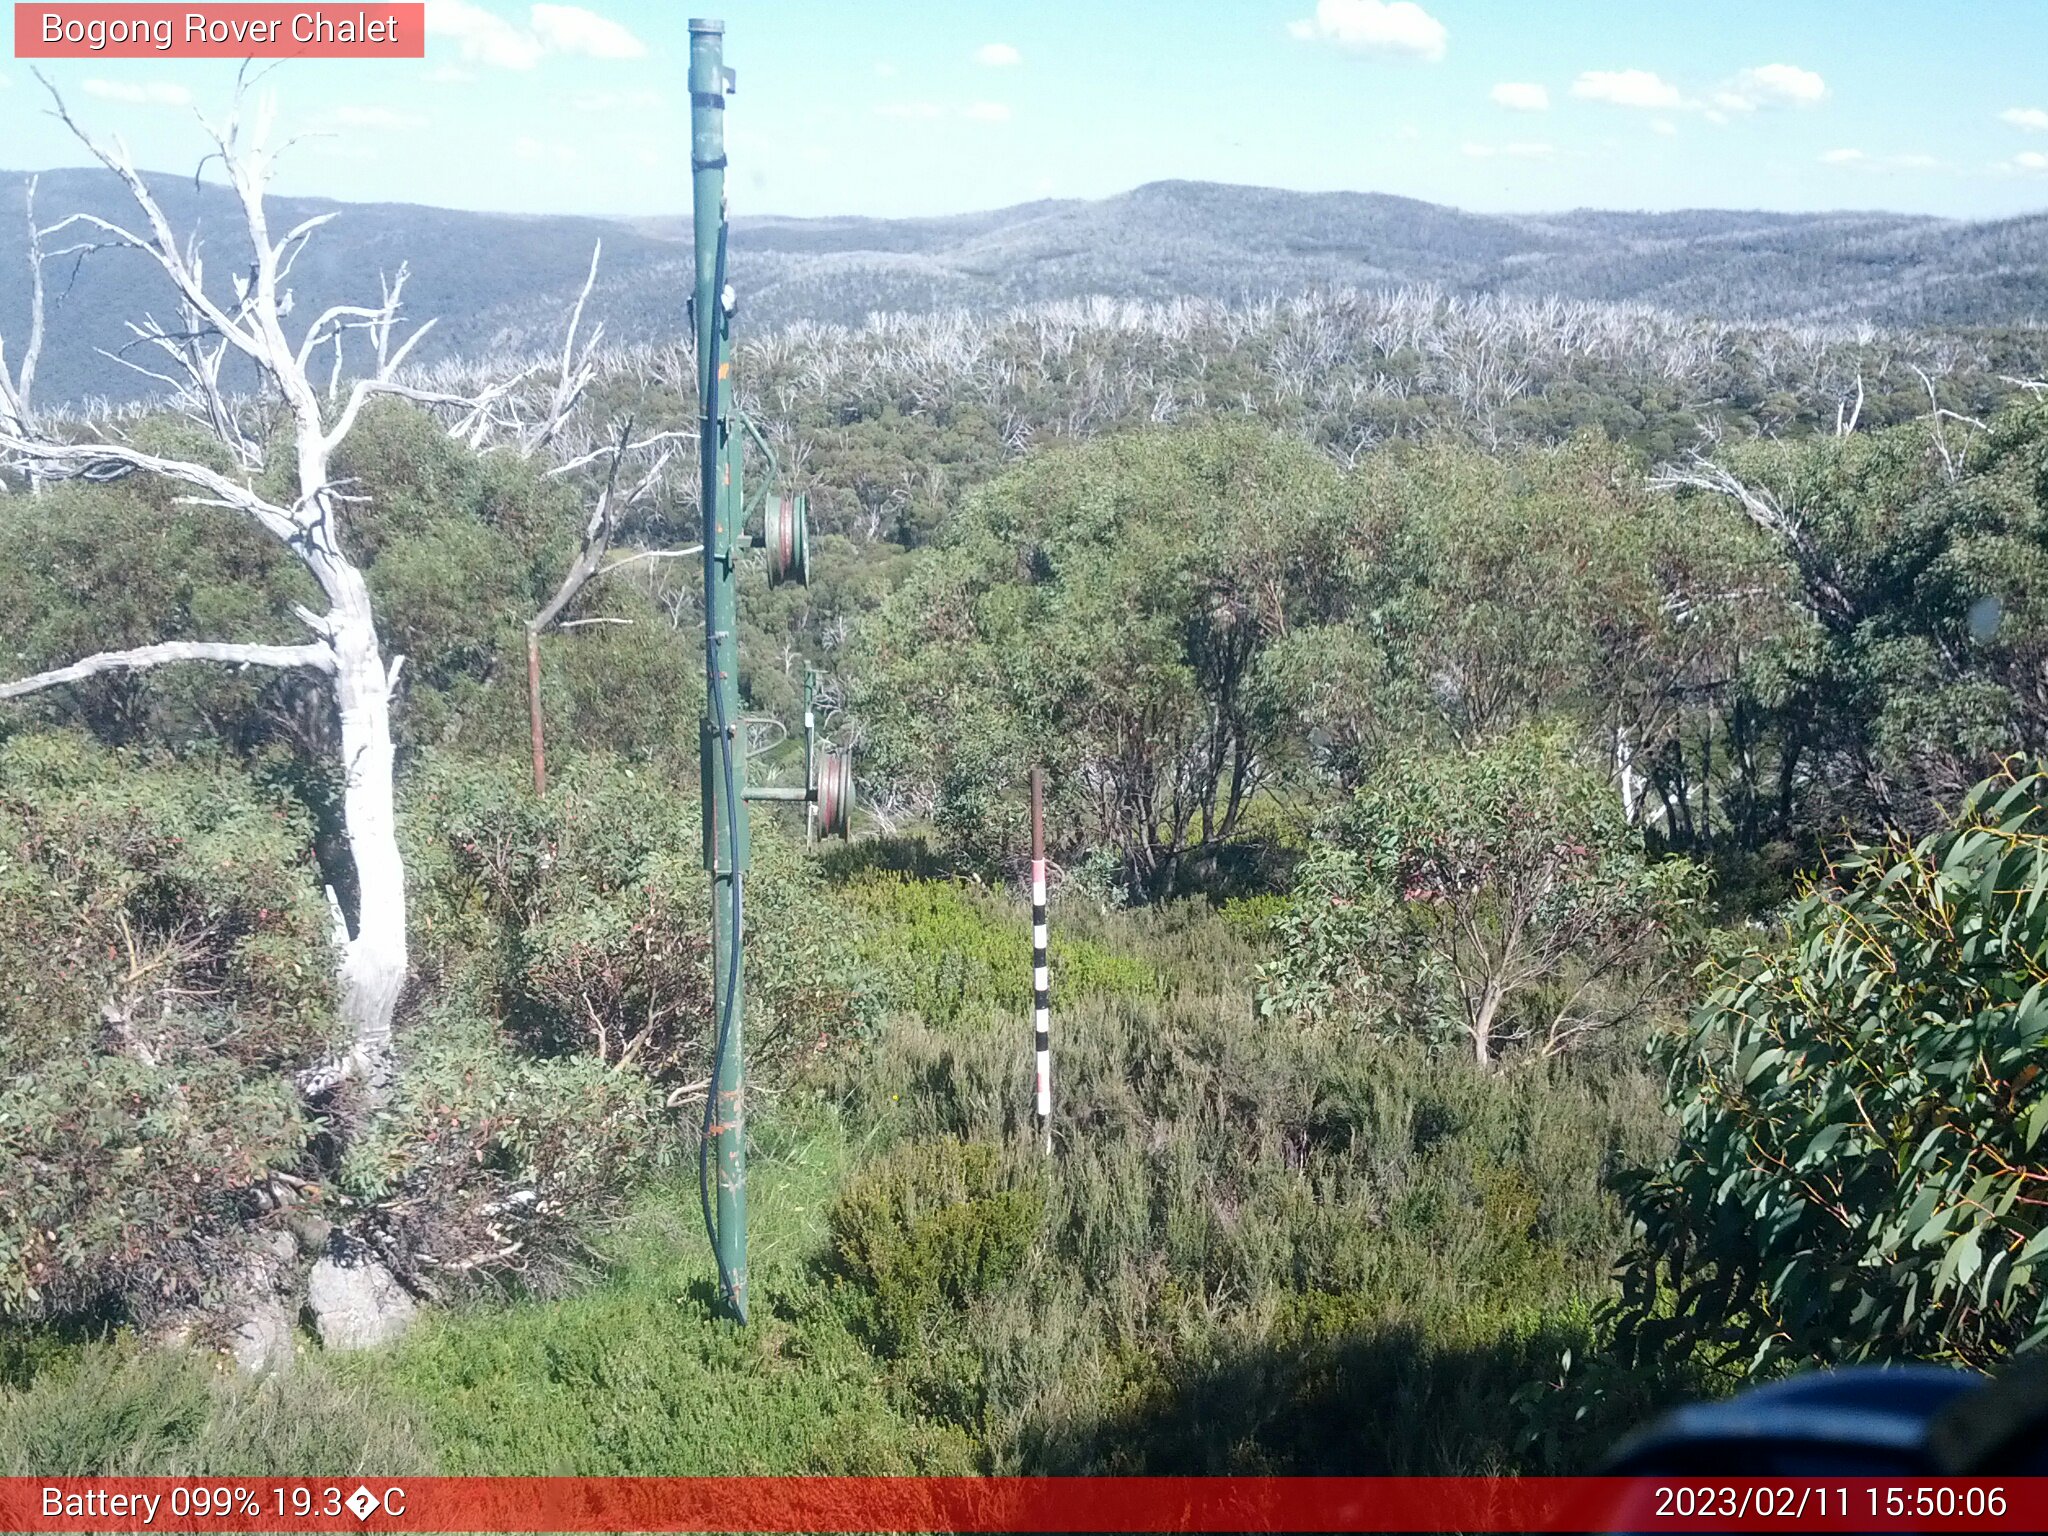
[1614,765,2048,1375]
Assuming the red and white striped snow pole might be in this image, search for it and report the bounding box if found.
[1029,768,1051,1154]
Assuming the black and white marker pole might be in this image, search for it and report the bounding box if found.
[1030,768,1051,1155]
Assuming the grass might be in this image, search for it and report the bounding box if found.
[360,1106,977,1474]
[0,1345,434,1477]
[839,870,1164,1028]
[0,881,1681,1477]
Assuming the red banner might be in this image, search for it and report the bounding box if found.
[0,1477,2044,1532]
[12,5,425,58]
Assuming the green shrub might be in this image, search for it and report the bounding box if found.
[336,994,671,1299]
[1615,767,2048,1376]
[404,750,877,1086]
[377,749,880,1290]
[376,1120,980,1475]
[0,1340,433,1475]
[1216,892,1289,950]
[828,1138,1045,1354]
[850,964,1668,1473]
[0,733,337,1325]
[841,873,1157,1027]
[1258,731,1702,1065]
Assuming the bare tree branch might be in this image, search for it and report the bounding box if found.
[0,640,333,700]
[1912,364,1984,485]
[0,430,301,539]
[524,241,605,458]
[530,419,634,639]
[0,175,45,441]
[1651,450,1855,624]
[596,545,702,577]
[1834,372,1863,438]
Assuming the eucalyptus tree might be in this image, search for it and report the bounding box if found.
[856,421,1348,896]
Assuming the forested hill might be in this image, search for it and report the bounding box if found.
[4,167,2045,403]
[709,183,2048,333]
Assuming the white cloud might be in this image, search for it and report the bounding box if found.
[1572,62,1821,117]
[1464,141,1553,160]
[513,135,577,164]
[2015,150,2048,173]
[427,0,544,69]
[975,43,1022,67]
[1288,0,1446,62]
[877,101,1011,124]
[2001,107,2048,132]
[874,62,898,79]
[1651,119,1678,137]
[327,105,428,130]
[427,66,473,84]
[1490,81,1548,112]
[81,79,192,107]
[1824,148,1948,174]
[530,4,645,60]
[569,88,663,113]
[1727,63,1826,107]
[426,2,643,69]
[1571,69,1684,110]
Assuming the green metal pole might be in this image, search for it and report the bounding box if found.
[690,15,747,1324]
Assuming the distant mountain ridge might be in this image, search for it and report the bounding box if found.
[3,171,2043,405]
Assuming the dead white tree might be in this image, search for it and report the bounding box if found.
[523,417,692,794]
[0,79,514,1099]
[1911,363,1987,486]
[1651,444,1855,627]
[1834,372,1864,438]
[0,174,45,452]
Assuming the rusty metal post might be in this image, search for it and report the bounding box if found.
[525,630,547,797]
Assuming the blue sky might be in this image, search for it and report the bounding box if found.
[3,0,2047,220]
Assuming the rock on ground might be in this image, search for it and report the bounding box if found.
[229,1294,295,1374]
[306,1245,418,1351]
[226,1231,301,1375]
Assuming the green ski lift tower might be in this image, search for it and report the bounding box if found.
[689,17,850,1324]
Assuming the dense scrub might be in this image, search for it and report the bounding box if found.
[3,884,1676,1474]
[1258,732,1703,1065]
[7,314,2048,1478]
[0,735,336,1324]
